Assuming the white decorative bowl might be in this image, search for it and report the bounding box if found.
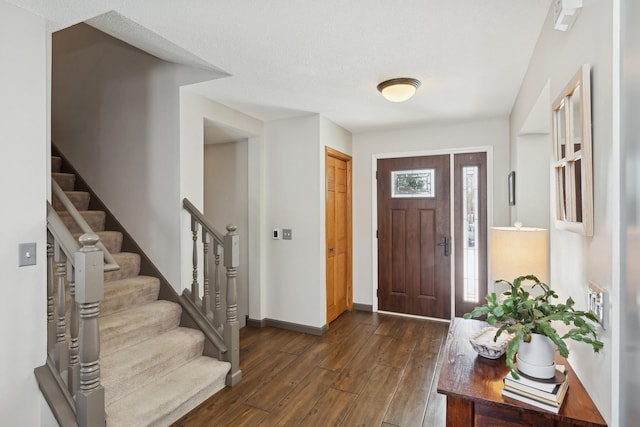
[469,327,513,359]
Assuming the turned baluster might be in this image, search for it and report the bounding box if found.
[191,217,199,303]
[46,236,55,357]
[68,264,80,395]
[223,224,241,385]
[214,242,222,331]
[202,231,212,320]
[74,233,105,427]
[54,243,68,374]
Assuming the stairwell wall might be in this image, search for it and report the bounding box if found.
[0,2,56,426]
[52,23,219,290]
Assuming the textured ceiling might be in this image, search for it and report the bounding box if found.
[8,0,552,133]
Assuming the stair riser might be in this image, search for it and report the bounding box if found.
[100,276,160,317]
[104,253,141,282]
[52,191,90,211]
[52,173,75,191]
[102,329,205,405]
[51,157,61,173]
[57,211,106,233]
[100,302,182,357]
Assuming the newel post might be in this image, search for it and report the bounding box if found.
[74,233,105,427]
[223,224,241,385]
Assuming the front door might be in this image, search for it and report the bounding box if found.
[326,148,352,324]
[377,155,451,319]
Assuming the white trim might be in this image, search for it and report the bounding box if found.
[371,146,494,316]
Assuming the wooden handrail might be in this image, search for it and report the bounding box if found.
[40,203,106,427]
[52,180,119,272]
[183,198,225,244]
[182,197,242,386]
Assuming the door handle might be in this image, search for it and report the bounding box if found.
[437,236,450,256]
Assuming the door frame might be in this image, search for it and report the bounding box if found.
[371,146,494,320]
[326,147,353,323]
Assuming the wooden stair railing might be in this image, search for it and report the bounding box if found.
[182,198,241,386]
[35,202,105,427]
[52,179,120,272]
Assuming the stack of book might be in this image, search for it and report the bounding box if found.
[501,365,569,413]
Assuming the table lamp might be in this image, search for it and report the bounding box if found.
[491,222,549,287]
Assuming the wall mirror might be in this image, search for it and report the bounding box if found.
[552,64,593,236]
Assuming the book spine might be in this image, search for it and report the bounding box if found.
[503,384,562,406]
[502,389,561,414]
[503,379,561,400]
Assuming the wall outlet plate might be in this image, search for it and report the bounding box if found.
[587,281,606,329]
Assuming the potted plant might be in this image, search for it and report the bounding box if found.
[464,275,604,379]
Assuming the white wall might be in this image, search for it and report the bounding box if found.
[509,1,616,422]
[204,140,249,327]
[515,133,551,228]
[621,1,640,424]
[52,23,218,289]
[263,115,352,329]
[180,90,264,320]
[351,118,510,307]
[0,2,56,425]
[265,115,324,327]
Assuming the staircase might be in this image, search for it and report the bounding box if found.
[50,155,230,427]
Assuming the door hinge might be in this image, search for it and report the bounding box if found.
[376,170,378,179]
[376,288,379,297]
[376,230,378,238]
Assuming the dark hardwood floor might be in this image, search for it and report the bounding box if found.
[172,310,450,427]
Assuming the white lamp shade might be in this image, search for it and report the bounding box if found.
[380,83,417,102]
[490,226,548,284]
[377,78,420,102]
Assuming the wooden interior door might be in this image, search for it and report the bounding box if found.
[377,155,451,319]
[326,148,352,324]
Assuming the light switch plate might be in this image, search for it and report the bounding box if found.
[282,229,292,240]
[19,242,37,267]
[587,281,606,329]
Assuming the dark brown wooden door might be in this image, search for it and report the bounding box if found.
[377,155,451,319]
[326,148,352,324]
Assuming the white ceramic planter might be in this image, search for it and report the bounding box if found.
[516,333,556,379]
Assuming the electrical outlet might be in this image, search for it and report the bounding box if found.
[587,281,606,328]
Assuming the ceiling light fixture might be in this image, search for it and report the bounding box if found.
[377,78,421,102]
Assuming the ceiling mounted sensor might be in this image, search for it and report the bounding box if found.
[377,78,421,102]
[553,0,583,31]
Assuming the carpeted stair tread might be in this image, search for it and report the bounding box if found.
[57,210,105,233]
[72,230,123,254]
[100,300,181,357]
[101,275,160,317]
[105,356,230,427]
[52,172,75,191]
[104,252,140,282]
[102,327,205,405]
[51,156,61,173]
[52,190,90,211]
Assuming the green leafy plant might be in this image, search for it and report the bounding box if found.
[464,275,604,377]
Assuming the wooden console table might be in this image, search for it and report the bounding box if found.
[437,318,607,427]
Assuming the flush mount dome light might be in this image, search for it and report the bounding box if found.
[377,77,421,102]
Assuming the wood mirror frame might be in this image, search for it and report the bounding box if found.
[552,64,593,236]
